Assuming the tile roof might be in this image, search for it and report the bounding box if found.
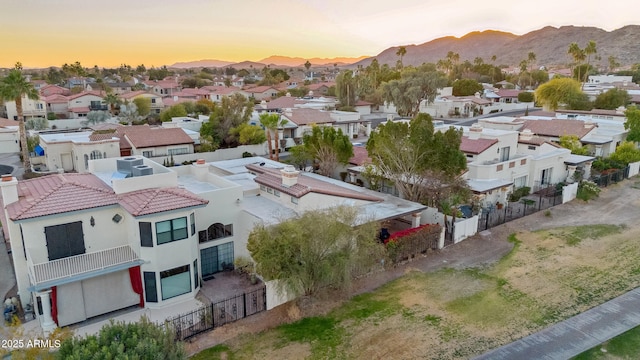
[266,96,299,110]
[44,94,69,103]
[281,108,334,126]
[7,174,118,221]
[67,90,105,101]
[246,164,382,201]
[517,136,547,146]
[4,173,209,220]
[118,187,208,216]
[89,132,118,141]
[349,146,372,166]
[521,119,596,139]
[182,88,210,95]
[495,89,522,98]
[119,90,149,100]
[460,136,498,154]
[0,118,18,127]
[244,86,276,93]
[120,125,194,148]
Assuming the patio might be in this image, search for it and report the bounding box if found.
[198,270,264,305]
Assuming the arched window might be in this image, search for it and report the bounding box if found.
[208,223,232,240]
[90,150,103,160]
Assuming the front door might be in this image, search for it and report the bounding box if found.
[61,153,73,171]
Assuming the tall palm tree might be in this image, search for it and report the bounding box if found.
[0,64,39,174]
[273,117,289,162]
[567,43,585,82]
[395,46,407,69]
[259,112,279,160]
[528,51,536,72]
[584,40,597,82]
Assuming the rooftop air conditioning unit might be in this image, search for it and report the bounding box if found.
[132,164,153,177]
[117,157,143,175]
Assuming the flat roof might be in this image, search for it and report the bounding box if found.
[467,178,513,193]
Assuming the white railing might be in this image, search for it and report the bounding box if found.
[29,245,140,284]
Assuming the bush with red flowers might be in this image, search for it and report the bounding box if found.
[385,224,442,263]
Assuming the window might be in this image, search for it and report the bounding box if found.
[168,148,189,155]
[199,223,233,243]
[266,187,273,194]
[84,154,89,169]
[520,159,527,165]
[156,217,188,245]
[190,213,196,235]
[496,164,503,172]
[142,150,153,158]
[528,145,536,150]
[291,196,298,204]
[200,242,234,278]
[194,259,199,289]
[144,272,157,303]
[160,265,191,300]
[260,185,266,191]
[273,190,280,197]
[90,150,103,160]
[139,222,153,247]
[36,103,43,110]
[45,222,85,261]
[509,162,515,168]
[151,98,156,104]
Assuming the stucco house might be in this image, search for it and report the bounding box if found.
[119,91,164,115]
[0,118,20,154]
[241,86,279,101]
[2,95,47,121]
[0,155,428,333]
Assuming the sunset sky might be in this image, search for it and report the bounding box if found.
[2,0,637,69]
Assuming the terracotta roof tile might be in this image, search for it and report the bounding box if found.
[119,125,194,148]
[281,108,334,126]
[7,174,118,221]
[244,86,277,93]
[67,90,105,101]
[266,96,300,110]
[460,136,498,155]
[349,146,371,166]
[0,118,18,127]
[522,119,596,139]
[118,187,208,216]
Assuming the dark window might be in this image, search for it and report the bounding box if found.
[45,222,85,261]
[190,213,195,236]
[193,259,199,289]
[200,242,234,279]
[199,223,233,243]
[139,222,153,247]
[143,272,157,303]
[156,217,188,245]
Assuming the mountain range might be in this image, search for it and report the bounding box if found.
[354,25,640,68]
[170,25,640,70]
[170,55,369,69]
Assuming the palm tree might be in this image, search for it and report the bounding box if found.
[567,42,585,82]
[104,92,120,116]
[583,40,597,83]
[0,64,39,174]
[273,117,289,162]
[395,46,406,69]
[259,113,279,160]
[528,51,536,72]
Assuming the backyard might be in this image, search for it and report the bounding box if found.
[190,179,640,359]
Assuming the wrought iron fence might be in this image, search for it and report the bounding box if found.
[163,286,266,341]
[477,184,562,232]
[591,166,630,187]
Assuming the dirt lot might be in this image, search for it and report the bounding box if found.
[186,178,640,358]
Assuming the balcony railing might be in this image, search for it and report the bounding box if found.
[28,245,140,285]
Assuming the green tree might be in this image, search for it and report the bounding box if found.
[133,97,151,118]
[287,145,313,170]
[0,64,39,173]
[608,55,621,73]
[452,78,483,96]
[304,60,311,73]
[207,93,254,147]
[534,78,585,111]
[609,141,640,165]
[84,111,110,126]
[381,64,448,117]
[230,123,267,145]
[594,88,630,110]
[366,113,467,203]
[247,206,382,298]
[104,92,120,116]
[396,46,407,69]
[25,117,49,130]
[57,316,185,360]
[583,40,597,82]
[302,126,353,177]
[518,92,535,102]
[336,70,356,108]
[160,104,187,122]
[558,135,589,155]
[259,113,279,160]
[567,43,586,81]
[624,106,640,143]
[528,51,537,72]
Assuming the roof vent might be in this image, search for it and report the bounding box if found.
[280,165,300,187]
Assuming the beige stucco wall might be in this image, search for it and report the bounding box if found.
[0,128,19,153]
[4,97,47,120]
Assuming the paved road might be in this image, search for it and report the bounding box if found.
[474,288,640,360]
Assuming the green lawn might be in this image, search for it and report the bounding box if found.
[573,325,640,359]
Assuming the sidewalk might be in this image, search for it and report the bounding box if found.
[474,288,640,360]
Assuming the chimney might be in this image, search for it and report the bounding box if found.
[0,175,19,205]
[193,159,208,181]
[584,121,596,129]
[468,123,483,140]
[519,128,534,141]
[280,165,299,187]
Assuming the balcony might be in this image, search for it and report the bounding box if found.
[27,245,140,286]
[89,104,109,111]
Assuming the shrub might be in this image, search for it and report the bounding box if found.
[577,180,601,202]
[518,92,534,102]
[508,186,531,202]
